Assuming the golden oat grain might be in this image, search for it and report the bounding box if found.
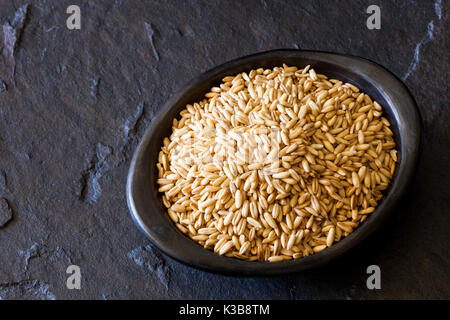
[156,65,397,262]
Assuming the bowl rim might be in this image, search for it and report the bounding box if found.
[126,49,421,276]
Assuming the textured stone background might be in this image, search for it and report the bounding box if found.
[0,0,448,299]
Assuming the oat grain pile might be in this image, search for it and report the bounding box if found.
[157,65,397,262]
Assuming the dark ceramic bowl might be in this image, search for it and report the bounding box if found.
[127,50,421,275]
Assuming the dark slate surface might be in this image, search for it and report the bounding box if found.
[0,0,448,300]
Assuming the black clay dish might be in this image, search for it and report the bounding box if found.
[127,50,421,275]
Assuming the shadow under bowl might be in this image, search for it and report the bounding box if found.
[127,50,421,276]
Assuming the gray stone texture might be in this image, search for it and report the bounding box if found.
[0,0,448,299]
